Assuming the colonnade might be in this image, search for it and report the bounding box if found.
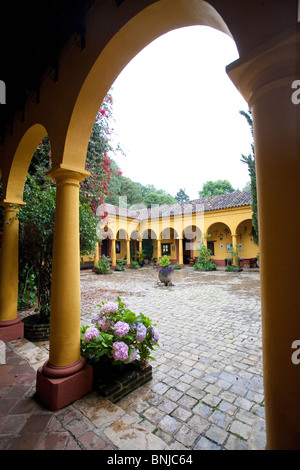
[0,4,299,447]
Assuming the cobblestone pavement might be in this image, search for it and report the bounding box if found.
[1,266,265,450]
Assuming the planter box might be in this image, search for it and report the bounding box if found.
[22,314,50,342]
[92,359,152,403]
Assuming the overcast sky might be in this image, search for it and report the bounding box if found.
[109,26,252,201]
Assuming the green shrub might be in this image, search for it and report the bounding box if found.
[116,258,127,271]
[95,255,112,274]
[195,245,217,271]
[225,265,242,272]
[159,255,171,267]
[130,260,139,269]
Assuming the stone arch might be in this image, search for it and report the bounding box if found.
[161,227,178,240]
[181,224,202,263]
[235,218,258,260]
[130,229,140,240]
[183,224,202,242]
[97,226,114,240]
[62,0,233,172]
[3,124,48,204]
[115,229,128,261]
[141,228,157,240]
[116,228,128,240]
[206,221,232,265]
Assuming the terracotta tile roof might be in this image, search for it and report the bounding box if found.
[102,191,252,220]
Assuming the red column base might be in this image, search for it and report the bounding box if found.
[0,318,24,342]
[36,362,93,411]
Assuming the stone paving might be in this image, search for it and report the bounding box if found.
[0,266,266,450]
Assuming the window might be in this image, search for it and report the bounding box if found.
[162,243,171,256]
[116,241,121,254]
[226,243,232,253]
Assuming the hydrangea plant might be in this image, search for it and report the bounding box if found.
[80,297,159,367]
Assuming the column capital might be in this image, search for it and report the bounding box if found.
[227,31,300,106]
[1,199,25,208]
[47,163,90,183]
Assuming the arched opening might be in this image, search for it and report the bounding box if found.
[3,124,48,204]
[130,229,140,262]
[235,218,258,268]
[0,0,298,450]
[160,227,178,264]
[62,0,234,174]
[182,224,202,265]
[206,222,232,266]
[141,229,157,264]
[115,228,128,264]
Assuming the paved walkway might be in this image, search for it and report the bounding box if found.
[0,266,266,450]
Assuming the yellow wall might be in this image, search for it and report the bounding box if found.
[93,204,259,266]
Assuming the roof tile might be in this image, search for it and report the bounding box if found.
[102,190,252,220]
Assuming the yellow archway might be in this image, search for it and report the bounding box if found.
[3,124,48,204]
[62,0,233,172]
[0,1,298,448]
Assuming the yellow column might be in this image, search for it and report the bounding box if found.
[157,239,161,261]
[94,241,99,267]
[0,203,24,339]
[45,165,89,371]
[178,238,183,265]
[231,233,237,266]
[138,238,142,253]
[228,33,300,450]
[126,238,130,264]
[111,238,116,267]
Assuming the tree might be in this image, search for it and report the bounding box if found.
[81,93,121,212]
[17,91,122,317]
[175,188,190,202]
[105,169,177,209]
[240,109,259,244]
[33,92,120,215]
[198,180,235,198]
[143,192,177,208]
[18,174,98,320]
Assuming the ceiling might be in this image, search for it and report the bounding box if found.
[0,0,297,145]
[0,1,96,141]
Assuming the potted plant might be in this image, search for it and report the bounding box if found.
[116,258,127,271]
[18,176,55,341]
[80,297,159,400]
[158,255,174,286]
[18,174,99,341]
[130,260,140,269]
[194,245,217,271]
[94,254,113,274]
[142,239,153,265]
[226,245,242,269]
[136,249,145,267]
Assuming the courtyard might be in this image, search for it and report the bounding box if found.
[1,266,265,450]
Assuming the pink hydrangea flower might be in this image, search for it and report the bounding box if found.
[112,341,128,361]
[124,346,138,364]
[148,326,159,345]
[83,327,100,343]
[136,323,146,342]
[98,318,114,332]
[99,302,119,316]
[114,321,130,338]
